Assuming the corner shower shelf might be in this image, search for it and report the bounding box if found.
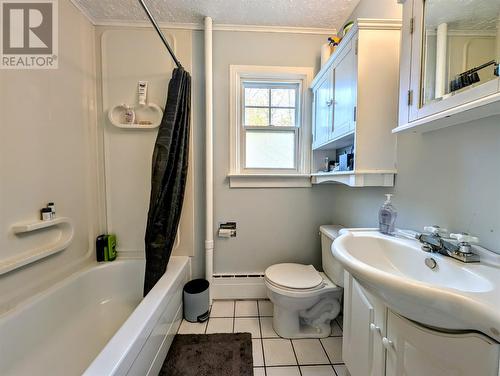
[1,217,74,275]
[108,103,163,129]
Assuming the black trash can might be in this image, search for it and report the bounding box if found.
[183,279,210,322]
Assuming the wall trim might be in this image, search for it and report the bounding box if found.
[212,275,267,299]
[66,7,335,35]
[356,18,403,31]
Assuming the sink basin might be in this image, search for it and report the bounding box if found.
[344,235,493,293]
[333,230,500,340]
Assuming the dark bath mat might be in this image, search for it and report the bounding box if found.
[160,332,253,376]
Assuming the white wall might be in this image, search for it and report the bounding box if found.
[331,0,500,252]
[96,27,196,259]
[347,0,402,21]
[0,0,99,311]
[94,26,207,279]
[332,118,500,251]
[212,31,337,274]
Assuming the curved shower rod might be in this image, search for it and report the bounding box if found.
[137,0,183,69]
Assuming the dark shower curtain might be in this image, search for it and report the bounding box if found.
[144,67,191,296]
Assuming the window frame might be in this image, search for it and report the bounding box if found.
[229,65,314,188]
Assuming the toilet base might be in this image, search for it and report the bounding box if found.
[272,294,341,339]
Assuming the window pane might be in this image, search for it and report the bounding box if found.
[244,87,269,106]
[271,108,295,127]
[245,107,269,126]
[271,88,296,107]
[246,131,295,169]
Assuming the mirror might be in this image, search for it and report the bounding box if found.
[421,0,500,106]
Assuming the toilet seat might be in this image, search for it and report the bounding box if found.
[265,263,324,290]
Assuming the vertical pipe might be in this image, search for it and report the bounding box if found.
[435,23,448,98]
[204,16,214,303]
[496,16,500,63]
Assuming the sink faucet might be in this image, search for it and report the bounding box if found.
[416,226,480,263]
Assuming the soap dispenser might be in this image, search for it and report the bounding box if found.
[379,194,397,235]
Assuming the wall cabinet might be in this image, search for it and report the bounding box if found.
[310,19,401,187]
[396,0,500,133]
[313,69,334,147]
[343,272,500,376]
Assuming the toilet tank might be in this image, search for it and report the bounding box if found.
[320,225,344,287]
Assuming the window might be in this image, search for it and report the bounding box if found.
[243,82,299,169]
[229,66,314,188]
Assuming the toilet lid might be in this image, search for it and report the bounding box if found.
[265,263,323,290]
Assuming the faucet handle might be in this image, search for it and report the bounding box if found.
[450,233,479,244]
[424,225,448,236]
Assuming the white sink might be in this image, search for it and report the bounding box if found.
[333,230,500,341]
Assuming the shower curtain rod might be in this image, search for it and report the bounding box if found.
[137,0,183,69]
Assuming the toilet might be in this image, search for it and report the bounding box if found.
[264,225,344,339]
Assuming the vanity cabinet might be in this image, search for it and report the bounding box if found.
[385,310,500,376]
[310,19,401,187]
[343,273,386,376]
[396,0,500,133]
[343,272,500,376]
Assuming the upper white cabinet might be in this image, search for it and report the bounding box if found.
[311,19,401,187]
[396,0,500,133]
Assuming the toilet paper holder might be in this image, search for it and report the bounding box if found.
[218,222,237,238]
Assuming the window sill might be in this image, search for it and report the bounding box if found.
[228,173,312,188]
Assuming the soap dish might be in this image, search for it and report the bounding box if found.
[108,103,163,129]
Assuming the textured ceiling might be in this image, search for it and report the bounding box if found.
[74,0,360,29]
[425,0,500,30]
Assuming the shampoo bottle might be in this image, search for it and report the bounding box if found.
[379,194,397,235]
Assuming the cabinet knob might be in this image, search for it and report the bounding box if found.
[382,337,394,349]
[369,323,381,333]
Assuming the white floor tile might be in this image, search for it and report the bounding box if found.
[292,339,330,365]
[210,300,235,317]
[258,300,274,316]
[235,300,259,317]
[253,367,265,376]
[206,317,233,334]
[260,317,279,338]
[177,319,207,334]
[234,317,261,338]
[266,366,301,376]
[321,337,343,363]
[262,338,297,367]
[330,320,343,336]
[252,339,264,367]
[301,365,337,376]
[333,364,350,376]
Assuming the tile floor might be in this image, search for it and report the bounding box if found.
[177,299,349,376]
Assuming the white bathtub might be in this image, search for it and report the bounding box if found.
[0,256,190,376]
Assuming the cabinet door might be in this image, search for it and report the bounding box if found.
[385,311,500,376]
[332,40,356,139]
[407,0,500,124]
[312,69,333,148]
[343,272,386,376]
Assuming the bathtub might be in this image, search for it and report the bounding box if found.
[0,256,190,376]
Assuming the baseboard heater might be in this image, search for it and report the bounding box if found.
[211,273,267,299]
[213,273,265,278]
